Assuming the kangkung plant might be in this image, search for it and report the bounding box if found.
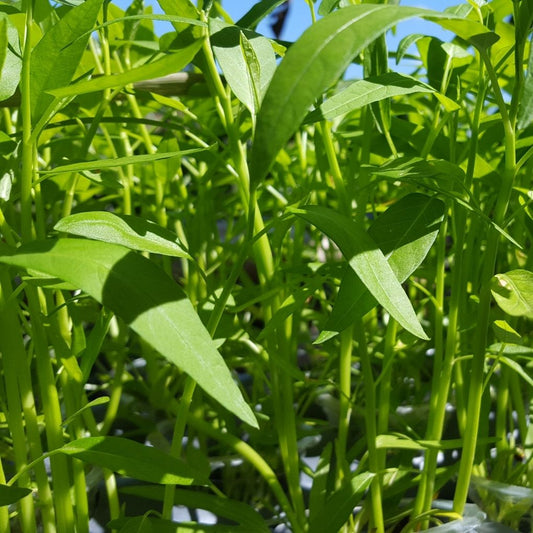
[0,0,532,531]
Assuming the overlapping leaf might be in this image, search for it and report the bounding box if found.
[30,0,104,121]
[210,18,276,115]
[0,239,257,427]
[491,270,533,319]
[305,72,459,124]
[318,194,445,341]
[55,212,191,258]
[49,41,203,98]
[292,204,430,340]
[0,13,21,101]
[250,4,489,184]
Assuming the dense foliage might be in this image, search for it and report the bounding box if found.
[0,0,532,531]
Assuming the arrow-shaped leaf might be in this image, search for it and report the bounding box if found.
[292,205,429,340]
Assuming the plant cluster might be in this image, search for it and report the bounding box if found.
[0,0,532,531]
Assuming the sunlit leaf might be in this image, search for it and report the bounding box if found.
[210,18,275,114]
[0,240,258,427]
[318,0,341,16]
[250,4,488,184]
[492,320,521,344]
[292,205,429,340]
[318,194,444,341]
[30,0,104,121]
[48,41,203,98]
[0,17,7,76]
[55,212,191,258]
[39,147,210,175]
[237,0,287,29]
[305,72,459,124]
[498,356,533,389]
[491,270,533,318]
[0,13,21,101]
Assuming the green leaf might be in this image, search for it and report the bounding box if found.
[62,397,110,428]
[318,0,341,16]
[498,356,533,389]
[30,0,104,122]
[491,270,533,319]
[488,343,533,358]
[116,515,154,533]
[396,33,425,64]
[120,485,270,532]
[0,17,7,76]
[0,240,258,427]
[308,472,374,533]
[39,147,210,176]
[376,434,498,451]
[492,320,522,345]
[48,40,203,98]
[55,212,191,258]
[367,157,520,248]
[236,0,287,30]
[471,476,533,507]
[79,309,113,384]
[89,14,205,35]
[293,205,429,340]
[317,194,444,341]
[0,13,21,101]
[109,515,252,532]
[250,4,488,184]
[0,484,32,506]
[305,72,459,124]
[518,34,533,130]
[375,434,425,450]
[58,436,202,484]
[210,18,275,114]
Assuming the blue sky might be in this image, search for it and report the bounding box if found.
[114,0,467,76]
[222,1,461,44]
[118,0,463,43]
[219,0,463,76]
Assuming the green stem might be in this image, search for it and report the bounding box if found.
[493,365,509,479]
[186,413,299,528]
[354,318,384,533]
[318,118,357,495]
[377,319,398,464]
[26,286,75,533]
[318,121,349,212]
[336,326,354,485]
[100,355,125,436]
[200,24,305,530]
[162,378,196,519]
[161,191,259,519]
[413,60,488,523]
[0,459,9,532]
[1,271,57,531]
[0,272,37,533]
[20,0,34,241]
[453,50,516,516]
